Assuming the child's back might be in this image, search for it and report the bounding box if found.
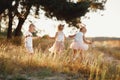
[74,32,84,44]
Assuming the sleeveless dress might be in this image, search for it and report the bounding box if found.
[70,32,88,50]
[49,31,65,53]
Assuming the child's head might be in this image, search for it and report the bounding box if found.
[80,26,87,33]
[29,24,35,32]
[58,24,64,31]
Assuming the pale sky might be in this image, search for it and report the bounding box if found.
[83,0,120,37]
[22,0,120,37]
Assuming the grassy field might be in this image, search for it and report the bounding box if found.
[0,38,120,80]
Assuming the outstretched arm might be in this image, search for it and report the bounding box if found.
[33,36,41,39]
[69,34,76,38]
[49,32,58,39]
[83,35,92,44]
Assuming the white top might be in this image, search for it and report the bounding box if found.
[25,31,33,47]
[74,32,84,43]
[55,31,65,42]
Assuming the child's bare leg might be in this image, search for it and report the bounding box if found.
[79,50,83,60]
[49,52,54,57]
[73,49,77,58]
[72,49,78,61]
[53,52,57,60]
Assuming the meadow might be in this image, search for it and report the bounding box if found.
[0,37,120,80]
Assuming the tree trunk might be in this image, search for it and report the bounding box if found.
[14,17,24,37]
[7,10,13,39]
[13,4,32,45]
[14,5,32,37]
[0,22,1,33]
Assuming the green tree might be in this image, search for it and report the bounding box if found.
[0,0,107,39]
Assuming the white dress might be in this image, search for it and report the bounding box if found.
[25,31,34,53]
[49,31,65,53]
[70,32,88,50]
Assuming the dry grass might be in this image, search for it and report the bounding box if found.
[0,38,120,80]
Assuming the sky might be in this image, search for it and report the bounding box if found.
[82,0,120,37]
[22,0,120,37]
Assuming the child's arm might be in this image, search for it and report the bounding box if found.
[54,32,58,39]
[64,34,67,41]
[69,34,76,38]
[33,36,41,39]
[49,32,58,39]
[83,35,92,44]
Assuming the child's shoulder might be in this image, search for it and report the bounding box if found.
[77,32,83,35]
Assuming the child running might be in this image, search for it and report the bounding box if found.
[69,23,92,61]
[49,24,66,58]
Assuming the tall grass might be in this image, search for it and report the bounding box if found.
[0,38,120,80]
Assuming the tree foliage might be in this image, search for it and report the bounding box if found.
[0,0,107,38]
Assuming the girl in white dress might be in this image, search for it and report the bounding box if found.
[69,24,92,60]
[49,24,66,55]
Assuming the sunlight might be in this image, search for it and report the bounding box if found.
[0,0,120,80]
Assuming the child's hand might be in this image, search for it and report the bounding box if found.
[89,41,93,44]
[87,40,93,44]
[90,40,95,44]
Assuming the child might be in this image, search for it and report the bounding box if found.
[49,24,66,56]
[25,24,35,54]
[69,23,92,60]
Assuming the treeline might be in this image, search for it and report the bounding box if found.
[90,37,120,41]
